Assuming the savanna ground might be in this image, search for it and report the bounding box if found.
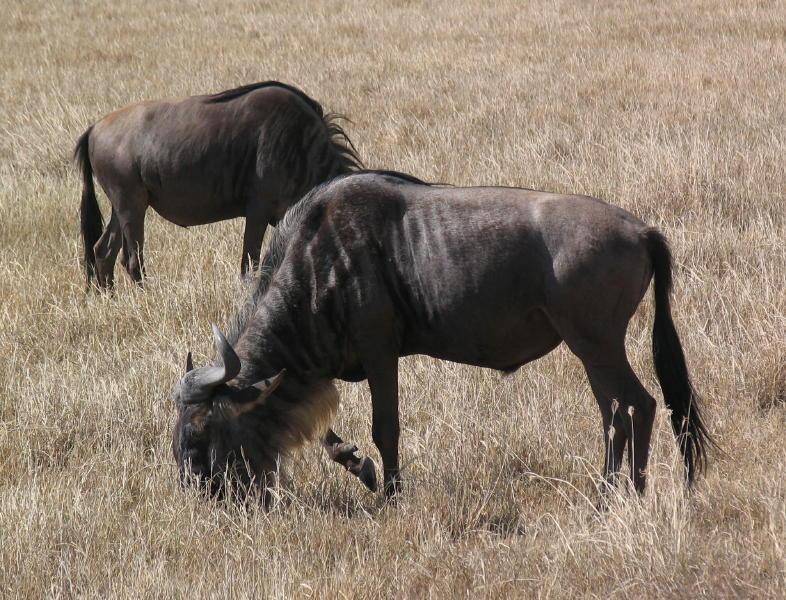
[1,0,785,597]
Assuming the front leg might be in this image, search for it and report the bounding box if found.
[322,428,378,492]
[365,355,401,499]
[240,204,271,276]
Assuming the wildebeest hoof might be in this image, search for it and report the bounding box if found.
[355,457,378,493]
[331,442,359,461]
[382,474,402,501]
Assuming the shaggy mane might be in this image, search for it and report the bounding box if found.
[225,184,324,346]
[323,113,363,174]
[225,169,428,346]
[204,82,362,175]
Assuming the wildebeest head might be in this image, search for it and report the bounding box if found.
[171,324,285,497]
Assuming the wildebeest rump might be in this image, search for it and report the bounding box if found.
[172,171,712,500]
[74,81,361,288]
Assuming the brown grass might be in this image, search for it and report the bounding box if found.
[1,0,785,597]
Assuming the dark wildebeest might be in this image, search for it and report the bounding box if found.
[171,171,712,501]
[73,81,361,288]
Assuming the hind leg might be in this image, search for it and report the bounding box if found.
[583,358,657,494]
[595,389,628,493]
[545,245,654,493]
[551,312,656,494]
[119,204,147,284]
[93,209,122,289]
[100,178,149,285]
[240,207,270,277]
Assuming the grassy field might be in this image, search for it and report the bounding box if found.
[1,0,785,597]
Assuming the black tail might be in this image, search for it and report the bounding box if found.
[646,229,712,485]
[74,126,103,287]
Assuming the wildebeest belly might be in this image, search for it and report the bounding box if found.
[143,152,250,226]
[138,112,257,227]
[148,186,246,227]
[388,202,562,370]
[402,306,562,372]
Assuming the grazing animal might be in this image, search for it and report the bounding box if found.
[172,171,712,500]
[74,81,361,288]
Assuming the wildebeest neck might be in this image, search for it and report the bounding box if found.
[223,291,341,460]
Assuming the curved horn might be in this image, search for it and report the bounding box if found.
[210,324,241,379]
[179,325,241,404]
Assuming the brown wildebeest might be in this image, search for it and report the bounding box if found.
[73,81,361,288]
[171,171,712,501]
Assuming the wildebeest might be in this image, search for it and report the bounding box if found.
[172,171,712,500]
[74,81,361,288]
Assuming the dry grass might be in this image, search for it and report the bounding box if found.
[1,0,785,597]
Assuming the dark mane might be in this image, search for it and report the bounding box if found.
[224,169,427,346]
[204,80,324,117]
[356,169,431,185]
[316,169,432,187]
[225,185,325,346]
[324,114,363,174]
[206,81,362,176]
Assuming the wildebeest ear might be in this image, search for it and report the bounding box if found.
[231,370,286,417]
[185,351,194,373]
[250,369,286,399]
